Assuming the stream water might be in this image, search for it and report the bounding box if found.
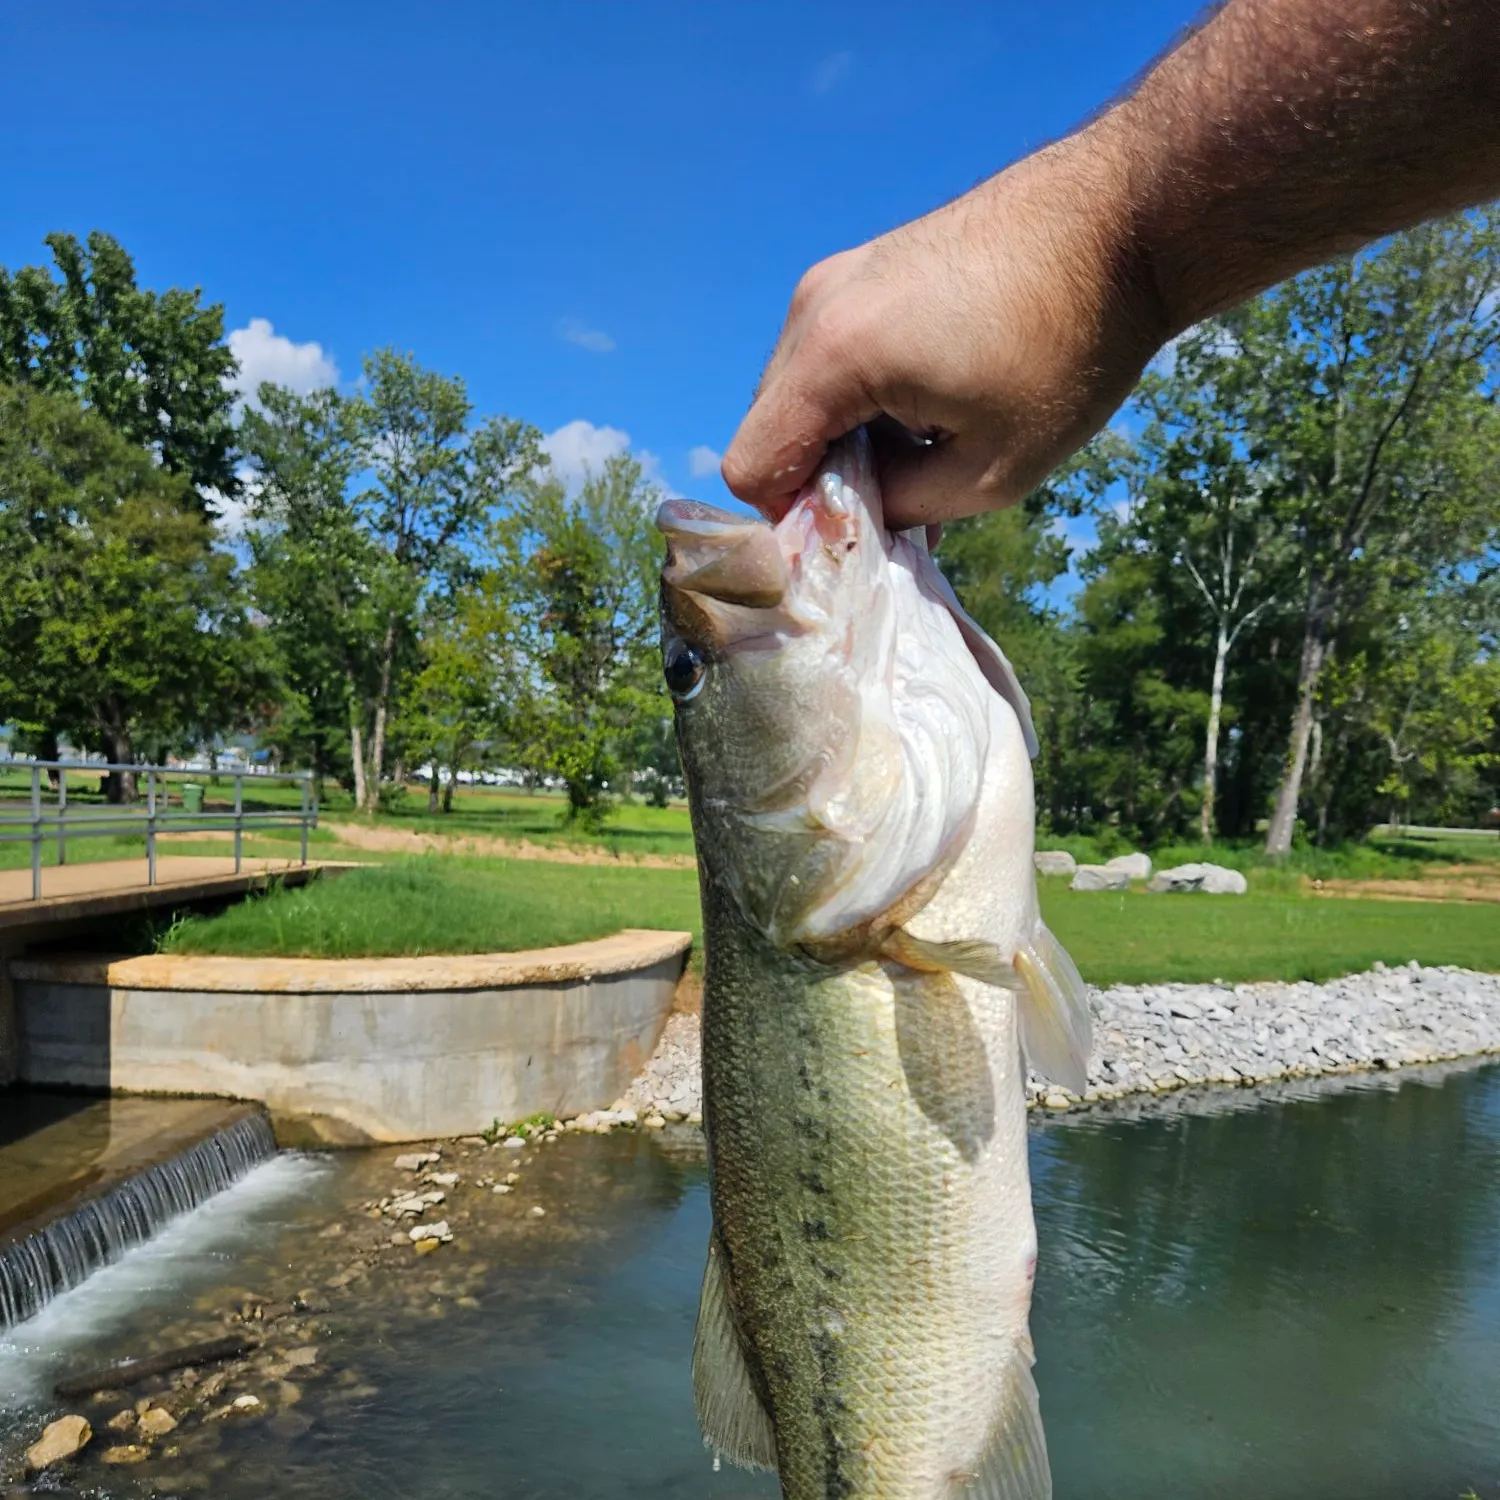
[1,1061,1495,1499]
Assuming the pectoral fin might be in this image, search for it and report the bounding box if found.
[880,929,1023,990]
[949,1335,1052,1499]
[1015,924,1092,1095]
[692,1235,778,1474]
[884,924,1091,1095]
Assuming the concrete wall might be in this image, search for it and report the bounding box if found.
[11,931,690,1144]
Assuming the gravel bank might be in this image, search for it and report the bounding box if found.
[616,963,1500,1118]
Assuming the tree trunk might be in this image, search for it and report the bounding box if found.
[40,729,60,790]
[349,719,368,812]
[366,614,398,812]
[427,772,440,815]
[441,774,455,814]
[1200,627,1229,844]
[103,722,137,804]
[1265,610,1330,854]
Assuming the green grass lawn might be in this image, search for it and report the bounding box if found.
[1040,883,1500,985]
[154,853,1500,984]
[158,857,703,958]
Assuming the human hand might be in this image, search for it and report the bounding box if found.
[721,125,1169,529]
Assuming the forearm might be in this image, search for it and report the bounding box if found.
[1098,0,1500,332]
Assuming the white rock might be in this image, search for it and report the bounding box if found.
[393,1151,440,1171]
[232,1395,262,1410]
[1149,862,1247,895]
[1071,865,1131,892]
[426,1172,460,1187]
[1103,852,1153,881]
[409,1220,453,1243]
[1033,850,1078,877]
[502,1136,527,1149]
[528,1206,547,1218]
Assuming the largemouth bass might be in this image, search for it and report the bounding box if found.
[656,431,1091,1500]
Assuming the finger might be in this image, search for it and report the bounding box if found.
[721,334,882,521]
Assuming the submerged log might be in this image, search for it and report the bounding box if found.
[54,1334,257,1399]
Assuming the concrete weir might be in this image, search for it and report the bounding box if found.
[0,1095,276,1330]
[10,930,693,1143]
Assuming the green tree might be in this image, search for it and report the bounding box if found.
[1131,337,1297,841]
[1318,575,1500,834]
[1208,213,1500,852]
[401,577,517,813]
[497,453,664,826]
[0,383,256,798]
[239,385,377,797]
[352,350,540,810]
[240,354,541,810]
[0,231,239,504]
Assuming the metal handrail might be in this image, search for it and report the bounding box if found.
[0,760,319,901]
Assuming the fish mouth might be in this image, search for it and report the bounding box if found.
[656,431,884,622]
[657,502,789,610]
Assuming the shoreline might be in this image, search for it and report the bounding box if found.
[609,962,1500,1124]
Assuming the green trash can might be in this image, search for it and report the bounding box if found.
[182,782,205,814]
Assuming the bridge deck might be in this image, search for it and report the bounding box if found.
[0,857,345,936]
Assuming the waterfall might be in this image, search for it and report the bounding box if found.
[0,1111,276,1332]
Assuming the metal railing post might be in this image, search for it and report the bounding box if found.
[146,768,157,887]
[30,764,42,901]
[299,774,310,866]
[233,774,243,874]
[57,769,67,866]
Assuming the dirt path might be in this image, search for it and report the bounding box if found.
[1311,865,1500,904]
[320,820,698,871]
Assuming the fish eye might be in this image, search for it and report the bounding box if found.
[663,639,709,703]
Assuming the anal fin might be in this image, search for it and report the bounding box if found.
[1015,923,1092,1094]
[949,1336,1051,1500]
[692,1234,778,1474]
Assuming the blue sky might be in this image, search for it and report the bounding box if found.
[0,1,1200,515]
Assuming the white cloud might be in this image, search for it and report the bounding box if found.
[207,465,260,540]
[557,317,616,354]
[543,419,632,487]
[809,50,852,95]
[228,318,338,407]
[687,444,721,478]
[542,419,670,495]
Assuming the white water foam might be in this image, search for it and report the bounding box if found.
[0,1151,330,1408]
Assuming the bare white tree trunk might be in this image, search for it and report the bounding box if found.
[1200,626,1230,844]
[349,719,368,812]
[365,613,399,812]
[1265,619,1329,854]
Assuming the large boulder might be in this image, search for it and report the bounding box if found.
[1148,862,1248,895]
[1103,852,1153,882]
[1071,864,1131,892]
[1033,850,1077,877]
